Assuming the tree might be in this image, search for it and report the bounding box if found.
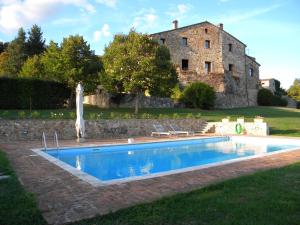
[149,45,178,97]
[40,40,64,81]
[26,24,46,57]
[288,78,300,101]
[60,35,102,96]
[40,36,102,106]
[19,55,45,79]
[0,51,9,75]
[274,79,287,97]
[102,30,178,114]
[0,41,9,54]
[2,28,27,76]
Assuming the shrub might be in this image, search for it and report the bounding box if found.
[69,111,76,119]
[140,113,152,119]
[170,84,183,102]
[30,111,40,118]
[181,82,215,109]
[17,111,26,119]
[0,77,71,109]
[257,88,287,106]
[172,113,181,119]
[186,113,195,119]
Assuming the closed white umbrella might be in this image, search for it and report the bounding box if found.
[75,82,85,141]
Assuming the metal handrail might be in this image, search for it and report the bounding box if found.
[42,132,47,150]
[54,131,59,150]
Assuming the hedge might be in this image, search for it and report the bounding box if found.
[257,88,287,106]
[0,77,71,109]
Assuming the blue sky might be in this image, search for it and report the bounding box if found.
[0,0,299,88]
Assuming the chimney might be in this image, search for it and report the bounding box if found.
[218,23,223,30]
[173,20,178,29]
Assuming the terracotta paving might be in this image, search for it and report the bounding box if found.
[1,136,300,225]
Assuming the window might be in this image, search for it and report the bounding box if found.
[205,28,208,34]
[182,59,189,70]
[249,68,254,77]
[205,40,210,49]
[205,61,211,74]
[159,38,165,45]
[182,37,188,46]
[229,43,232,52]
[229,64,234,72]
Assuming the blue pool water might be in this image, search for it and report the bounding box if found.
[44,137,299,182]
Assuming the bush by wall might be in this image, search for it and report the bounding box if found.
[257,88,287,106]
[181,82,215,109]
[0,77,71,109]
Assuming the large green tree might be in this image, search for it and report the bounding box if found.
[102,30,178,114]
[2,28,27,76]
[288,78,300,101]
[149,45,178,97]
[40,40,64,81]
[38,36,102,105]
[26,24,46,57]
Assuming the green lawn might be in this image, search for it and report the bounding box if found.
[0,151,46,225]
[1,106,300,136]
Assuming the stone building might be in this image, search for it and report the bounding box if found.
[151,20,260,108]
[260,78,276,93]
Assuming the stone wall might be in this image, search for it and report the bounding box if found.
[151,22,224,86]
[0,119,207,142]
[84,93,174,108]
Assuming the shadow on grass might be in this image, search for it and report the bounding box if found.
[270,129,300,136]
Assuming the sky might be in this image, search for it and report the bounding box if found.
[0,0,299,88]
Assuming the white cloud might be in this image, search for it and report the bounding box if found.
[220,4,282,24]
[131,8,158,32]
[95,0,117,8]
[0,0,96,34]
[93,24,111,42]
[166,4,191,19]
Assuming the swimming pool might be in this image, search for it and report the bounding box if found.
[37,136,300,185]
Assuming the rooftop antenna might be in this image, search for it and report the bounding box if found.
[246,48,250,55]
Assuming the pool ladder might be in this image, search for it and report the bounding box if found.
[42,131,59,150]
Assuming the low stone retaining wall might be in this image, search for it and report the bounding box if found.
[0,119,207,142]
[213,118,269,136]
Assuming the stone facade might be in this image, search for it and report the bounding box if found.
[0,119,207,142]
[151,21,260,108]
[260,78,276,93]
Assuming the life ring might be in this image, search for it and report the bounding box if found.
[235,123,243,134]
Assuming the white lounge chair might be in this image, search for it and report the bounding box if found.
[151,124,171,137]
[169,124,194,136]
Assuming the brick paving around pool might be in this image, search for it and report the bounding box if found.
[1,136,300,225]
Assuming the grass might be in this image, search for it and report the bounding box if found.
[1,106,300,136]
[71,162,300,225]
[0,150,47,225]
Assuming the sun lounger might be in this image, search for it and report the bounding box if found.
[169,124,194,136]
[151,124,171,136]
